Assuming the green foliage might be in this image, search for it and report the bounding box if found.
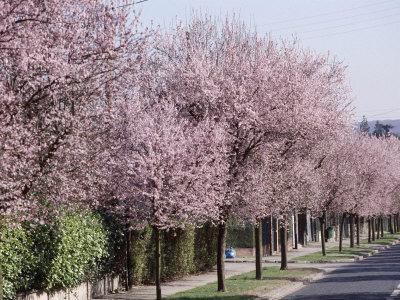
[0,214,218,297]
[163,228,195,280]
[130,226,153,284]
[42,213,109,290]
[226,218,254,248]
[128,224,217,284]
[97,213,126,278]
[0,212,109,298]
[0,223,37,300]
[194,223,218,272]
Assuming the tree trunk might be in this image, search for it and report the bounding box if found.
[217,223,226,292]
[349,214,354,248]
[269,216,274,256]
[254,220,262,280]
[393,215,396,233]
[368,218,371,243]
[280,220,288,270]
[275,218,279,252]
[153,226,161,300]
[380,217,384,238]
[389,215,394,234]
[126,226,133,291]
[320,212,326,256]
[294,210,298,250]
[376,218,380,239]
[356,215,360,246]
[154,227,162,300]
[372,217,376,241]
[339,213,345,252]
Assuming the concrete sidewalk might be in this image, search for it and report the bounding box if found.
[97,240,338,300]
[96,262,255,300]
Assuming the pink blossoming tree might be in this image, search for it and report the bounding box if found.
[0,0,147,221]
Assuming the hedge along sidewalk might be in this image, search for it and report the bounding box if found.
[292,233,400,263]
[98,241,337,300]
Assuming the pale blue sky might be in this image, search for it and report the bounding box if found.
[138,0,400,121]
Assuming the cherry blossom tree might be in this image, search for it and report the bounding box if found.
[355,136,400,242]
[311,131,400,252]
[157,15,351,288]
[82,37,229,296]
[0,0,147,221]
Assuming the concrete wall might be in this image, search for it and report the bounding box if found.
[16,276,119,300]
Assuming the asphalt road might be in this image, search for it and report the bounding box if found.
[283,244,400,300]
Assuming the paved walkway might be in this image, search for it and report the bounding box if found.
[97,240,340,300]
[97,262,255,300]
[281,244,400,300]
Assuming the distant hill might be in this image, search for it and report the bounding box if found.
[366,119,400,135]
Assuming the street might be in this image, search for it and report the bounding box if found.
[283,244,400,300]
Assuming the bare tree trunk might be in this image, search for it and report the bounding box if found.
[376,218,380,239]
[269,216,274,256]
[372,217,376,241]
[125,225,133,291]
[275,218,279,252]
[154,227,162,300]
[320,212,326,256]
[217,223,226,292]
[349,214,354,248]
[254,219,262,280]
[389,215,394,234]
[280,219,288,270]
[397,214,400,233]
[339,213,345,252]
[356,215,360,246]
[368,218,371,243]
[380,217,384,238]
[294,210,298,250]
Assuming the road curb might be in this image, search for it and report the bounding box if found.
[257,272,325,300]
[288,240,399,264]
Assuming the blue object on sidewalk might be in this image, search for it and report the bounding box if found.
[225,246,236,259]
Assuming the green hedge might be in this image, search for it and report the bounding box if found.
[0,215,218,298]
[163,228,195,279]
[40,213,109,290]
[194,223,218,272]
[0,212,108,299]
[129,223,218,285]
[131,226,153,284]
[0,223,37,300]
[226,218,254,248]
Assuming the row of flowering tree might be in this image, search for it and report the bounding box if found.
[2,2,400,299]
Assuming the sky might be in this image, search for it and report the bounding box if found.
[137,0,400,121]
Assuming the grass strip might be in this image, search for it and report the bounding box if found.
[166,267,319,299]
